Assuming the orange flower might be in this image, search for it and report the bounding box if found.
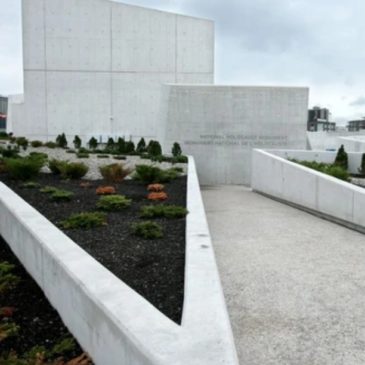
[147,184,165,192]
[96,186,116,195]
[147,192,168,201]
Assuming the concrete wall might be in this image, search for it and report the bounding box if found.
[6,94,24,134]
[267,149,364,175]
[0,157,238,365]
[338,136,365,153]
[13,0,214,141]
[307,131,365,151]
[251,149,365,231]
[162,85,309,185]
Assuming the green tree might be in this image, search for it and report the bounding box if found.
[117,137,126,153]
[147,140,162,156]
[88,136,98,150]
[334,144,348,170]
[171,142,182,157]
[106,137,115,150]
[125,141,135,154]
[136,138,146,153]
[73,135,82,149]
[359,153,365,175]
[56,133,67,148]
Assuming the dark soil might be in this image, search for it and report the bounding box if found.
[0,236,89,360]
[0,173,186,324]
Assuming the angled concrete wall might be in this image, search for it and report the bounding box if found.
[14,0,214,141]
[162,85,309,185]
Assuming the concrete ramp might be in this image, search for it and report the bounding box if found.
[202,185,365,365]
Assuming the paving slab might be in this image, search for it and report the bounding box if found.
[202,185,365,365]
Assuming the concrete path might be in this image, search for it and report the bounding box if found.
[202,185,365,365]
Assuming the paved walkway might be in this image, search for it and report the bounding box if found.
[202,185,365,365]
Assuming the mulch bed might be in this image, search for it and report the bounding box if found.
[0,236,89,361]
[0,173,186,325]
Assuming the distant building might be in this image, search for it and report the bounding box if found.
[347,118,365,131]
[307,106,336,132]
[0,96,8,132]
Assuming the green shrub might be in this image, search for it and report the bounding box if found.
[44,141,57,148]
[56,133,68,148]
[97,154,109,158]
[172,155,188,164]
[30,140,43,147]
[106,137,115,150]
[99,163,132,183]
[5,156,45,180]
[0,132,8,140]
[113,155,126,160]
[97,194,132,211]
[1,146,19,158]
[61,162,89,179]
[61,212,106,229]
[140,205,188,219]
[76,152,89,159]
[15,136,29,151]
[334,144,348,170]
[66,149,76,153]
[0,261,20,294]
[78,147,89,154]
[359,153,365,176]
[172,142,182,157]
[125,141,135,154]
[29,151,48,165]
[133,165,180,184]
[88,136,98,150]
[131,221,163,239]
[325,165,350,181]
[136,138,146,153]
[49,158,68,175]
[50,189,74,202]
[117,137,126,153]
[147,140,162,156]
[40,186,59,194]
[21,181,41,189]
[289,159,350,181]
[73,135,82,149]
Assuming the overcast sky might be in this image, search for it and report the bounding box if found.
[2,0,365,125]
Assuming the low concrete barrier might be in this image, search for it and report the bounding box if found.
[0,156,238,365]
[338,136,365,153]
[251,149,365,232]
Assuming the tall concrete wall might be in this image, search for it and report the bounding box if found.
[15,0,214,141]
[162,85,309,185]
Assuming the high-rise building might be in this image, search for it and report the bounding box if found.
[307,106,335,131]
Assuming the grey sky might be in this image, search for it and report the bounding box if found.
[2,0,365,124]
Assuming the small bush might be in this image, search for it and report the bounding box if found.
[96,186,116,195]
[30,140,43,148]
[50,189,74,202]
[133,165,164,184]
[113,155,126,160]
[172,155,188,164]
[73,135,82,149]
[61,162,89,179]
[40,186,59,194]
[21,181,41,189]
[76,152,89,159]
[49,159,68,175]
[147,183,164,192]
[147,192,168,201]
[2,146,19,158]
[325,165,350,181]
[125,141,135,154]
[56,133,68,148]
[5,156,45,180]
[140,205,188,219]
[66,149,76,154]
[116,137,126,153]
[97,154,109,158]
[61,212,106,229]
[97,194,132,211]
[131,221,163,239]
[106,137,115,150]
[15,136,29,151]
[44,141,57,148]
[99,163,132,183]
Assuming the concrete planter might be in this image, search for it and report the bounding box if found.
[252,149,365,233]
[0,156,238,365]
